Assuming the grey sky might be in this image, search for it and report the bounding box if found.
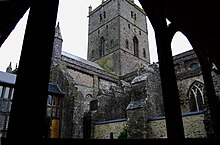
[0,0,192,72]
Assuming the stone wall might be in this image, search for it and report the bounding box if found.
[94,118,127,139]
[146,112,207,138]
[67,68,94,97]
[212,69,220,101]
[49,63,77,138]
[93,112,207,139]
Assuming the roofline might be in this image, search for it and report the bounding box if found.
[88,0,145,17]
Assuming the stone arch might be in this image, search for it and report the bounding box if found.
[187,81,205,112]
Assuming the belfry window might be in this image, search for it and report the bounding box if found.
[99,14,102,21]
[143,48,146,58]
[110,39,114,48]
[91,49,95,59]
[188,81,205,112]
[104,11,106,19]
[131,11,133,18]
[134,14,136,20]
[125,39,129,49]
[100,36,105,57]
[133,36,139,57]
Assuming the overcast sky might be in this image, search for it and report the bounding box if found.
[0,0,193,72]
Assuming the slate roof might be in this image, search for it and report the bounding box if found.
[48,83,65,96]
[62,51,104,70]
[0,71,64,96]
[0,71,16,85]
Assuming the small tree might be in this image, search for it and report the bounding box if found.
[118,126,127,139]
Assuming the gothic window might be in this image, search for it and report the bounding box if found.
[188,81,205,112]
[106,25,108,29]
[125,39,129,49]
[128,23,130,29]
[100,36,105,57]
[104,11,106,19]
[110,39,114,48]
[139,30,141,35]
[99,14,102,21]
[133,36,139,57]
[91,49,95,59]
[134,14,137,20]
[131,11,133,18]
[143,48,146,58]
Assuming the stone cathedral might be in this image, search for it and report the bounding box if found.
[49,0,220,139]
[1,0,220,139]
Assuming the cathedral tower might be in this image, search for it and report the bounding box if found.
[87,0,150,76]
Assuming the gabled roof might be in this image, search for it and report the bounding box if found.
[62,51,104,70]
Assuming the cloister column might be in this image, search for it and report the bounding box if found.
[138,0,185,138]
[6,0,59,141]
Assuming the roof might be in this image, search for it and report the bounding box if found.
[0,71,16,85]
[0,71,64,96]
[62,51,104,70]
[173,49,195,61]
[48,83,65,96]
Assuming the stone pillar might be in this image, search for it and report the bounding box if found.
[126,64,164,139]
[126,80,148,139]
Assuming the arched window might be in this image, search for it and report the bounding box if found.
[125,39,129,49]
[91,49,95,59]
[110,39,114,48]
[100,36,105,57]
[133,36,139,57]
[188,81,205,112]
[99,14,102,21]
[104,11,106,19]
[143,48,146,58]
